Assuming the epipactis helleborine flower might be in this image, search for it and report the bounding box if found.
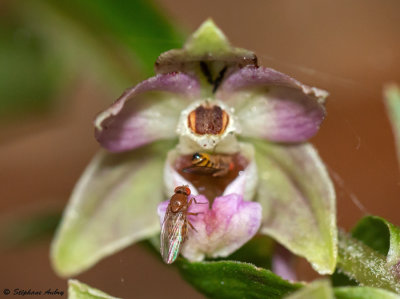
[51,19,337,277]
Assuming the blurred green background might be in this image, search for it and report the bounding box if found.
[1,0,400,298]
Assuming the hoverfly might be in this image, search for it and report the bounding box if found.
[183,152,234,177]
[160,185,204,264]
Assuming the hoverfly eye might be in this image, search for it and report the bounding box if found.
[184,187,191,196]
[192,153,201,160]
[174,186,180,193]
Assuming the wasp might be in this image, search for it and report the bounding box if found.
[183,152,234,177]
[160,185,204,264]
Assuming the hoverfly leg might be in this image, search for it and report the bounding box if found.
[186,197,206,236]
[187,212,203,216]
[194,199,208,205]
[188,220,198,233]
[188,198,208,206]
[187,210,203,234]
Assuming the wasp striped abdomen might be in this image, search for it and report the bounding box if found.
[183,152,234,177]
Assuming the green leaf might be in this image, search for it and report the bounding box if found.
[3,0,184,119]
[250,139,337,274]
[224,235,275,270]
[51,140,175,277]
[0,9,62,117]
[334,216,400,290]
[352,216,400,268]
[30,0,183,77]
[42,0,184,77]
[286,279,400,299]
[384,85,400,168]
[285,280,334,299]
[330,271,358,287]
[337,230,400,293]
[0,210,61,249]
[142,234,275,270]
[68,279,120,299]
[177,260,302,299]
[334,286,400,299]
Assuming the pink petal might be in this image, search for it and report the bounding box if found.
[217,66,327,143]
[95,73,200,152]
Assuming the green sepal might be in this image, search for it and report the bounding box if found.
[184,19,235,55]
[250,138,337,274]
[51,140,175,277]
[155,19,257,88]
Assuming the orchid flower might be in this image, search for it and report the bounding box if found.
[51,20,337,278]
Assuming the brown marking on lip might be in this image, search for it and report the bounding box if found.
[187,105,229,135]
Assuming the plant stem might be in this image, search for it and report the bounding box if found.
[337,230,400,293]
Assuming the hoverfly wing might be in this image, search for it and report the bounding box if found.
[182,166,218,176]
[160,211,186,264]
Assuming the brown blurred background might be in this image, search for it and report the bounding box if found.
[1,0,400,298]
